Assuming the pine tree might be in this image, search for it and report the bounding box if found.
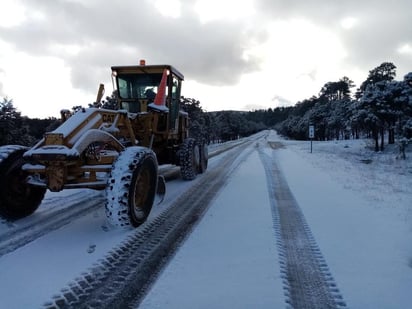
[0,97,21,145]
[356,62,397,99]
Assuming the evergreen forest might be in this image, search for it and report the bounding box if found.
[1,62,411,153]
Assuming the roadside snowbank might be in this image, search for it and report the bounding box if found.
[276,133,412,309]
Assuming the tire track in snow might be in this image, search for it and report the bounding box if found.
[258,142,347,309]
[42,140,255,309]
[0,191,104,257]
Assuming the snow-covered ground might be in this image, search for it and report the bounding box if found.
[278,135,412,308]
[140,131,412,308]
[139,149,285,309]
[0,131,411,308]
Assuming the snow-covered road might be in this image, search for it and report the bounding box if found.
[139,149,285,308]
[0,136,255,308]
[0,130,411,308]
[140,131,412,309]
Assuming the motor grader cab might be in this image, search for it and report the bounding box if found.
[0,61,208,228]
[111,62,188,165]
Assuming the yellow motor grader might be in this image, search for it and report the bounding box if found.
[0,61,208,227]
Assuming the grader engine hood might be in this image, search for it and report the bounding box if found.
[23,108,130,192]
[25,108,126,161]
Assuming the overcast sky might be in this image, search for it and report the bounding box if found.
[0,0,411,118]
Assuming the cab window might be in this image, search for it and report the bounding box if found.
[117,73,163,101]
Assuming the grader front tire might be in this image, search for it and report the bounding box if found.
[105,147,158,228]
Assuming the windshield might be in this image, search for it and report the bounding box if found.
[117,73,163,100]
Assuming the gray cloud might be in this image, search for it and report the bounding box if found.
[1,0,263,93]
[272,95,293,107]
[338,11,411,78]
[0,0,410,97]
[256,0,412,78]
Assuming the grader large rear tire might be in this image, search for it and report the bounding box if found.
[198,141,208,174]
[180,138,200,180]
[0,146,46,219]
[105,147,158,228]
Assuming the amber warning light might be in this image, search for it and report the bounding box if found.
[140,59,146,65]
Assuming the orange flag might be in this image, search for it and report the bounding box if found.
[154,69,168,106]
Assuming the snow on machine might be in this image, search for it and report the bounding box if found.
[0,61,208,227]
